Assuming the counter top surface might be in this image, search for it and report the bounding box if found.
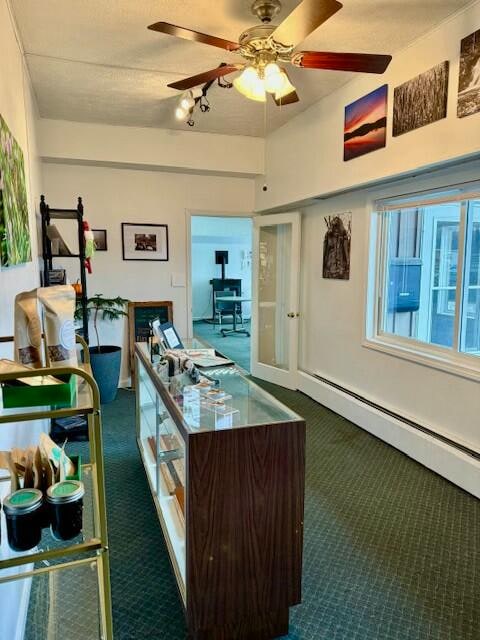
[136,341,302,434]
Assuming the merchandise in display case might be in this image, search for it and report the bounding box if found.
[135,340,306,640]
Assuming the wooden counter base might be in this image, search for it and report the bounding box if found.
[190,608,289,640]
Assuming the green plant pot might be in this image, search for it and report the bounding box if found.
[88,346,122,404]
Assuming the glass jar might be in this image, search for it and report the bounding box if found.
[46,480,85,541]
[3,488,43,551]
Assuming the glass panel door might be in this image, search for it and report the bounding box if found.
[251,213,301,389]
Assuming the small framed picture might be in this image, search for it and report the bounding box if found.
[122,223,169,261]
[92,229,108,251]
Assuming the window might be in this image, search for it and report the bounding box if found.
[368,184,480,376]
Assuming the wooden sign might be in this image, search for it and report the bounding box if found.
[128,301,173,386]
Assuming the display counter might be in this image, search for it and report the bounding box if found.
[135,341,305,640]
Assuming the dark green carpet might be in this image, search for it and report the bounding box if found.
[193,320,251,371]
[31,384,480,639]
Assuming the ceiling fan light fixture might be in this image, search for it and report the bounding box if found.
[275,74,296,100]
[233,66,266,102]
[264,62,286,93]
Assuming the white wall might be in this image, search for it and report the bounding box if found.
[191,216,252,320]
[39,119,264,178]
[255,1,480,211]
[41,162,255,384]
[299,161,480,456]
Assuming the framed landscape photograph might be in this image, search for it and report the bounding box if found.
[457,28,480,118]
[92,229,108,251]
[344,85,388,161]
[122,223,169,261]
[393,62,449,136]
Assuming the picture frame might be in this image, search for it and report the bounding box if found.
[92,229,107,251]
[122,223,169,261]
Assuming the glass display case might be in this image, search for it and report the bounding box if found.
[135,341,305,640]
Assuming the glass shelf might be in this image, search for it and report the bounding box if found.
[0,558,102,640]
[0,465,98,580]
[0,367,94,424]
[137,357,186,598]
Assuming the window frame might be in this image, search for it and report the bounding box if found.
[364,182,480,383]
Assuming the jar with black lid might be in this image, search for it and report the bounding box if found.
[46,480,84,541]
[3,488,43,552]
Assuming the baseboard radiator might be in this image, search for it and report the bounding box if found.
[310,373,479,461]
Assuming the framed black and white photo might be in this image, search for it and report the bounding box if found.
[92,229,108,251]
[121,223,169,261]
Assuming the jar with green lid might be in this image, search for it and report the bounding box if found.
[3,488,43,551]
[46,480,85,541]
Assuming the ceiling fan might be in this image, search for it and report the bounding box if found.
[148,0,392,107]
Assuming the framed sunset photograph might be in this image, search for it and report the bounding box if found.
[344,85,388,161]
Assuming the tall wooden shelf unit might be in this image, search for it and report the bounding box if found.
[40,194,89,344]
[0,335,113,639]
[135,341,306,640]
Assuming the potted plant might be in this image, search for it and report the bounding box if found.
[76,294,129,403]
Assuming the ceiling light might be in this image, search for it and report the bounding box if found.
[275,73,296,101]
[264,62,286,94]
[233,66,266,102]
[175,106,188,120]
[180,90,195,111]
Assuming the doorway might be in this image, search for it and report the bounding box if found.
[190,214,253,371]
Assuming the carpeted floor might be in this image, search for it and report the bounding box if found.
[39,384,480,639]
[193,319,251,371]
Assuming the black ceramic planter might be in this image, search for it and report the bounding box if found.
[88,346,122,404]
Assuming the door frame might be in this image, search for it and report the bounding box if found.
[185,209,254,340]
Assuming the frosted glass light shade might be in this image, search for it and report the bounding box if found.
[234,66,266,102]
[275,74,296,100]
[264,63,286,94]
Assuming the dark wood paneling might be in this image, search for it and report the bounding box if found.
[190,608,289,640]
[187,421,305,634]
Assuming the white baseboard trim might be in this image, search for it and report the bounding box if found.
[297,370,480,499]
[119,376,131,389]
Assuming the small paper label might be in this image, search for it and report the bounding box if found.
[60,320,75,351]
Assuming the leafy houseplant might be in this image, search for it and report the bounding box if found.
[76,294,129,403]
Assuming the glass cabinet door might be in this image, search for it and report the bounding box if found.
[136,356,186,596]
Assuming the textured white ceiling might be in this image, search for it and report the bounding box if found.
[11,0,472,137]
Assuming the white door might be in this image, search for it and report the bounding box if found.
[251,212,301,389]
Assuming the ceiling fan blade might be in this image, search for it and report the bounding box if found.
[292,51,392,73]
[167,65,242,91]
[148,22,240,51]
[272,89,300,106]
[271,0,343,48]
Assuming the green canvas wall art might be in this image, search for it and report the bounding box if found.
[0,114,31,267]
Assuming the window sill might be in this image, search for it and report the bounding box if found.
[362,336,480,383]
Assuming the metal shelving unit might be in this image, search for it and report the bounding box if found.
[0,335,112,640]
[40,195,89,345]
